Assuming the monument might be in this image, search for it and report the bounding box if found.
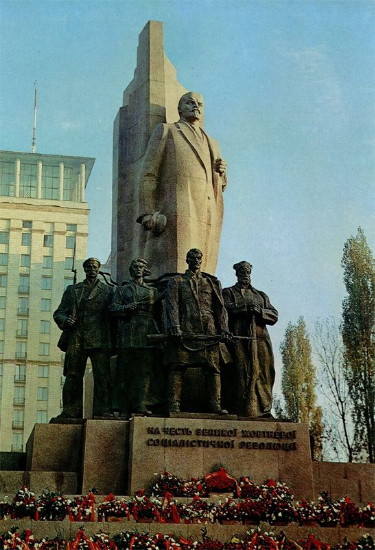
[1,24,373,549]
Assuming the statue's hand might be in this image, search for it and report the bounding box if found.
[124,302,138,311]
[247,304,261,315]
[221,331,233,343]
[214,158,227,176]
[65,315,77,327]
[168,326,182,340]
[138,212,167,236]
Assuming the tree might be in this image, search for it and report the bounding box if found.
[314,317,355,462]
[280,317,324,459]
[341,228,375,462]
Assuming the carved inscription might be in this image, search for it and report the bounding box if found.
[146,426,298,451]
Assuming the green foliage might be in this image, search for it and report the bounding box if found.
[341,227,375,462]
[280,317,324,459]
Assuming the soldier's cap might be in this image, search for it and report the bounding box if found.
[233,261,252,272]
[83,257,101,268]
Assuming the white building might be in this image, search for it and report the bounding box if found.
[0,150,94,451]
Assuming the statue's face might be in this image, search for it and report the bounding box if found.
[129,260,145,279]
[186,250,203,272]
[236,266,251,285]
[179,93,204,123]
[84,261,100,280]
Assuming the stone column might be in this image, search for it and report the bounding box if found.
[59,162,64,201]
[37,161,42,199]
[80,163,86,202]
[15,159,20,197]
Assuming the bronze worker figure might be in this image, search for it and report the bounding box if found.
[165,248,231,415]
[109,258,161,417]
[53,258,113,418]
[223,261,278,417]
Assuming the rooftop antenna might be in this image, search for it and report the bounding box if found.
[31,82,37,153]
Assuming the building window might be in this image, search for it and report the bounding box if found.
[21,233,31,246]
[38,365,49,378]
[23,221,32,228]
[16,318,28,337]
[65,257,73,270]
[42,165,59,199]
[0,274,7,287]
[0,161,15,196]
[41,298,51,312]
[0,297,6,309]
[66,224,77,232]
[18,297,29,315]
[20,163,37,198]
[66,235,75,249]
[0,231,9,244]
[0,319,4,331]
[15,364,26,382]
[37,387,48,401]
[15,341,27,359]
[14,385,25,405]
[0,253,8,266]
[0,341,3,353]
[20,254,30,267]
[42,255,53,269]
[41,277,52,290]
[43,234,53,247]
[18,274,30,294]
[39,342,49,356]
[40,320,50,334]
[13,409,24,429]
[11,433,23,452]
[36,410,48,423]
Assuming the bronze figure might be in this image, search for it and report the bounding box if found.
[53,258,113,418]
[165,249,231,414]
[223,261,278,417]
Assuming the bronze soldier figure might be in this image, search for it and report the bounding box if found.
[109,258,160,417]
[165,248,231,414]
[53,258,113,418]
[223,261,278,417]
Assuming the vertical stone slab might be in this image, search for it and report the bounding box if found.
[128,417,314,499]
[112,21,186,282]
[26,424,83,472]
[81,420,129,495]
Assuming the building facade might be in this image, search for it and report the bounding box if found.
[0,150,94,451]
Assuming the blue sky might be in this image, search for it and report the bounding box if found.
[0,0,374,391]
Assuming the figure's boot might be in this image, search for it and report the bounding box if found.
[167,372,183,413]
[205,373,228,415]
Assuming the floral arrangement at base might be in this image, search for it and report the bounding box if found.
[129,489,163,522]
[149,471,208,498]
[213,498,241,524]
[360,502,375,528]
[237,498,266,525]
[0,497,12,520]
[67,493,96,522]
[237,477,262,500]
[262,479,296,525]
[12,487,37,519]
[36,491,68,521]
[339,497,361,527]
[313,491,340,527]
[97,494,130,522]
[295,498,318,526]
[179,495,217,524]
[204,468,239,497]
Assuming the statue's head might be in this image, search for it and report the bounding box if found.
[129,258,151,278]
[83,257,101,280]
[178,92,204,124]
[233,261,252,286]
[186,248,203,272]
